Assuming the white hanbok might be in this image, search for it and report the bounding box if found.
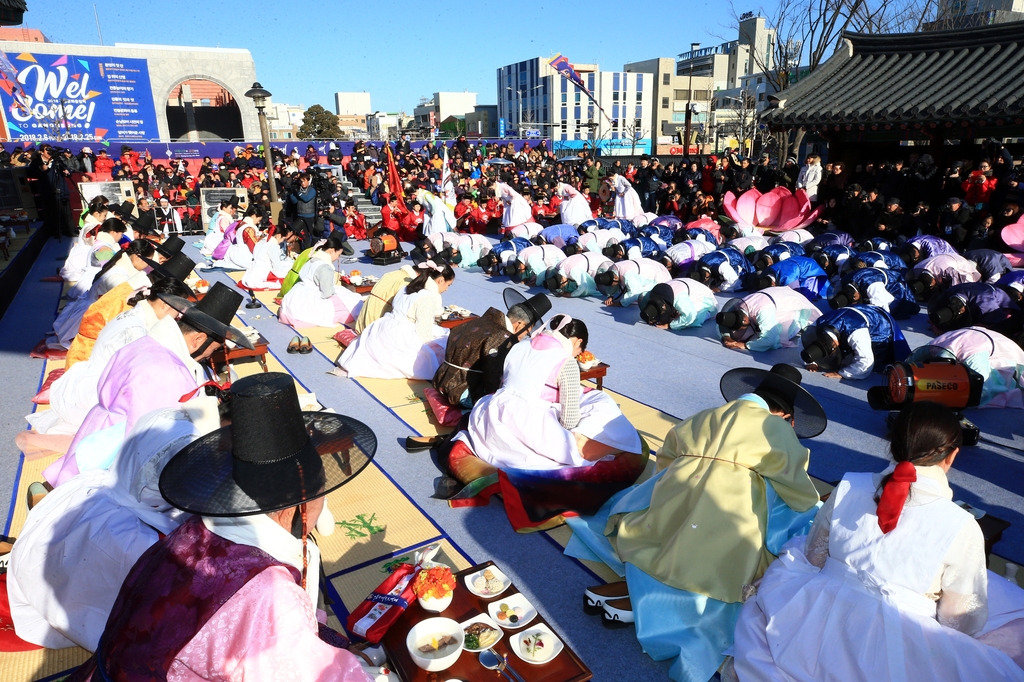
[455,333,641,469]
[8,404,216,650]
[611,175,644,222]
[556,182,593,226]
[30,300,162,435]
[733,468,1024,681]
[496,182,532,228]
[241,238,293,290]
[338,280,448,380]
[279,255,362,329]
[416,189,456,236]
[50,256,146,350]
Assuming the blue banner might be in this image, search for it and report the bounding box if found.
[0,51,159,142]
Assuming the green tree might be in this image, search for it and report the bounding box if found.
[297,104,342,140]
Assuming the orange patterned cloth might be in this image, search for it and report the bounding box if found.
[65,281,134,367]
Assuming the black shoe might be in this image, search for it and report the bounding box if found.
[404,435,442,452]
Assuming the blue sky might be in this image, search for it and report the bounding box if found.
[22,0,739,113]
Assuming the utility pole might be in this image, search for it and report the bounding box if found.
[94,4,104,45]
[682,42,700,157]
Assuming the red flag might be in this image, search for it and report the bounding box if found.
[385,145,405,213]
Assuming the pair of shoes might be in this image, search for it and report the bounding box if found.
[583,581,628,615]
[287,336,301,354]
[404,436,443,452]
[27,482,49,510]
[298,336,313,354]
[601,596,634,628]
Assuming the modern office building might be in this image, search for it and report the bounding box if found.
[496,57,653,155]
[266,102,305,141]
[624,57,715,149]
[413,92,478,130]
[334,92,371,116]
[924,0,1024,29]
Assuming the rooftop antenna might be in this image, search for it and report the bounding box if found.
[93,4,104,45]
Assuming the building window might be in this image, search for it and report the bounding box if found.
[757,77,763,84]
[674,89,688,100]
[561,93,567,104]
[636,91,642,103]
[635,118,643,130]
[661,97,669,109]
[662,73,670,85]
[575,91,581,103]
[613,91,619,102]
[758,92,765,101]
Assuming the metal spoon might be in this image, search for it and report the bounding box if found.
[478,649,514,681]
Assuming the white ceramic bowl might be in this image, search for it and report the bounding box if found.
[406,617,463,672]
[418,592,453,613]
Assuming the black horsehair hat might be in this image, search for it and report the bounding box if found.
[720,363,827,438]
[159,372,376,516]
[155,235,185,259]
[640,282,675,326]
[159,281,254,350]
[503,287,552,332]
[143,251,196,285]
[716,297,747,334]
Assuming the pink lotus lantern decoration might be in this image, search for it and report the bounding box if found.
[1003,216,1024,267]
[722,187,823,233]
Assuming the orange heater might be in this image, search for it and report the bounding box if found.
[369,233,398,255]
[868,358,983,411]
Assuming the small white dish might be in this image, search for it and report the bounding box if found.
[405,617,463,672]
[487,592,537,630]
[510,623,563,665]
[463,566,511,599]
[458,613,504,652]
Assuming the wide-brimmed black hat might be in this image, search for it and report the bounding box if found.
[503,287,551,331]
[640,282,675,325]
[144,251,196,284]
[111,200,136,223]
[930,295,969,329]
[159,281,254,350]
[716,297,747,335]
[829,283,859,309]
[594,270,617,287]
[720,363,827,438]
[800,324,843,374]
[155,235,185,259]
[159,372,376,516]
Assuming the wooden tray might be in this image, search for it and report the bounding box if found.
[437,314,479,329]
[380,561,592,682]
[578,362,609,390]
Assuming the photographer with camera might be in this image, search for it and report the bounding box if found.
[29,144,73,238]
[288,172,319,248]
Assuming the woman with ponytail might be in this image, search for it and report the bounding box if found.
[336,260,454,379]
[49,238,155,350]
[29,277,195,436]
[732,401,1024,681]
[279,233,363,329]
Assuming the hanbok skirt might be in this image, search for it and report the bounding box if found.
[560,196,593,226]
[460,389,641,470]
[732,540,1024,682]
[201,229,222,256]
[51,296,92,348]
[214,243,253,271]
[279,282,363,329]
[338,314,448,380]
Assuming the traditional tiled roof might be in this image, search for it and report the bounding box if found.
[762,21,1024,129]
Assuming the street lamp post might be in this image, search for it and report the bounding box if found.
[244,82,279,208]
[506,84,544,137]
[683,42,700,158]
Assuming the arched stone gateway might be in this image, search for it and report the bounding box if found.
[166,78,244,141]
